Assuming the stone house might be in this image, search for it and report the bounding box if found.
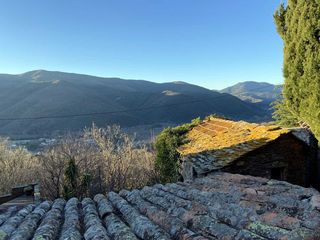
[178,117,319,189]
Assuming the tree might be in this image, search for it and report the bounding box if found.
[63,158,78,199]
[63,158,92,200]
[274,1,320,139]
[39,135,98,199]
[271,98,299,128]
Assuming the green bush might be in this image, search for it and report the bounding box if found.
[155,117,201,183]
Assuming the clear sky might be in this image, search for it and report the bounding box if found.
[0,0,284,90]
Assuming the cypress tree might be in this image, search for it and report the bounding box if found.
[63,158,92,199]
[63,158,78,199]
[272,98,299,127]
[274,0,320,139]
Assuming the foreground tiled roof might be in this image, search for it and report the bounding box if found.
[0,172,320,240]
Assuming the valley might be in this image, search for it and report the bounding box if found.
[0,70,273,139]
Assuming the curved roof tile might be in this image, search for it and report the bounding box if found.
[0,172,319,239]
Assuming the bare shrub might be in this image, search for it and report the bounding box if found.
[84,124,158,192]
[0,138,39,195]
[38,125,158,199]
[38,134,102,199]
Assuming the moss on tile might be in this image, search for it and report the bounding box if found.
[179,118,289,160]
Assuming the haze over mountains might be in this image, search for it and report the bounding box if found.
[0,70,275,138]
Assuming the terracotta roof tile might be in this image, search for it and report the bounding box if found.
[0,172,319,239]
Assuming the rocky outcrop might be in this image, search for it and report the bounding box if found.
[0,172,319,239]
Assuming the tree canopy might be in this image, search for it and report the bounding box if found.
[274,0,320,139]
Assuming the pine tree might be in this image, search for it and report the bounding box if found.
[274,0,320,139]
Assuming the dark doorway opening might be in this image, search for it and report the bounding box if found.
[271,167,285,181]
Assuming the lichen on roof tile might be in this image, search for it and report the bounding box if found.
[0,172,319,239]
[179,118,289,155]
[178,118,289,161]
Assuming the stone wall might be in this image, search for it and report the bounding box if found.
[223,134,318,188]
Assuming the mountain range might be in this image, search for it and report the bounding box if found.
[220,81,282,105]
[0,70,277,138]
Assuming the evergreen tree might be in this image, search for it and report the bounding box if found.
[63,158,78,199]
[271,98,299,127]
[63,158,92,199]
[274,1,320,139]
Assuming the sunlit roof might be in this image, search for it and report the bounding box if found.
[179,117,289,164]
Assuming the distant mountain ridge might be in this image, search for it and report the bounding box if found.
[0,70,269,138]
[220,81,282,105]
[219,81,283,116]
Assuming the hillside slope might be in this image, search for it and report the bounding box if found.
[0,70,268,138]
[220,81,282,105]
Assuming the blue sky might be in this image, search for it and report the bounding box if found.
[0,0,283,89]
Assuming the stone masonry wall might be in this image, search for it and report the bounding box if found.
[223,134,317,188]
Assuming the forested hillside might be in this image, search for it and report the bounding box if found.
[0,70,268,138]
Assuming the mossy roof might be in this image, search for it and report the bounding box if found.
[178,117,290,165]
